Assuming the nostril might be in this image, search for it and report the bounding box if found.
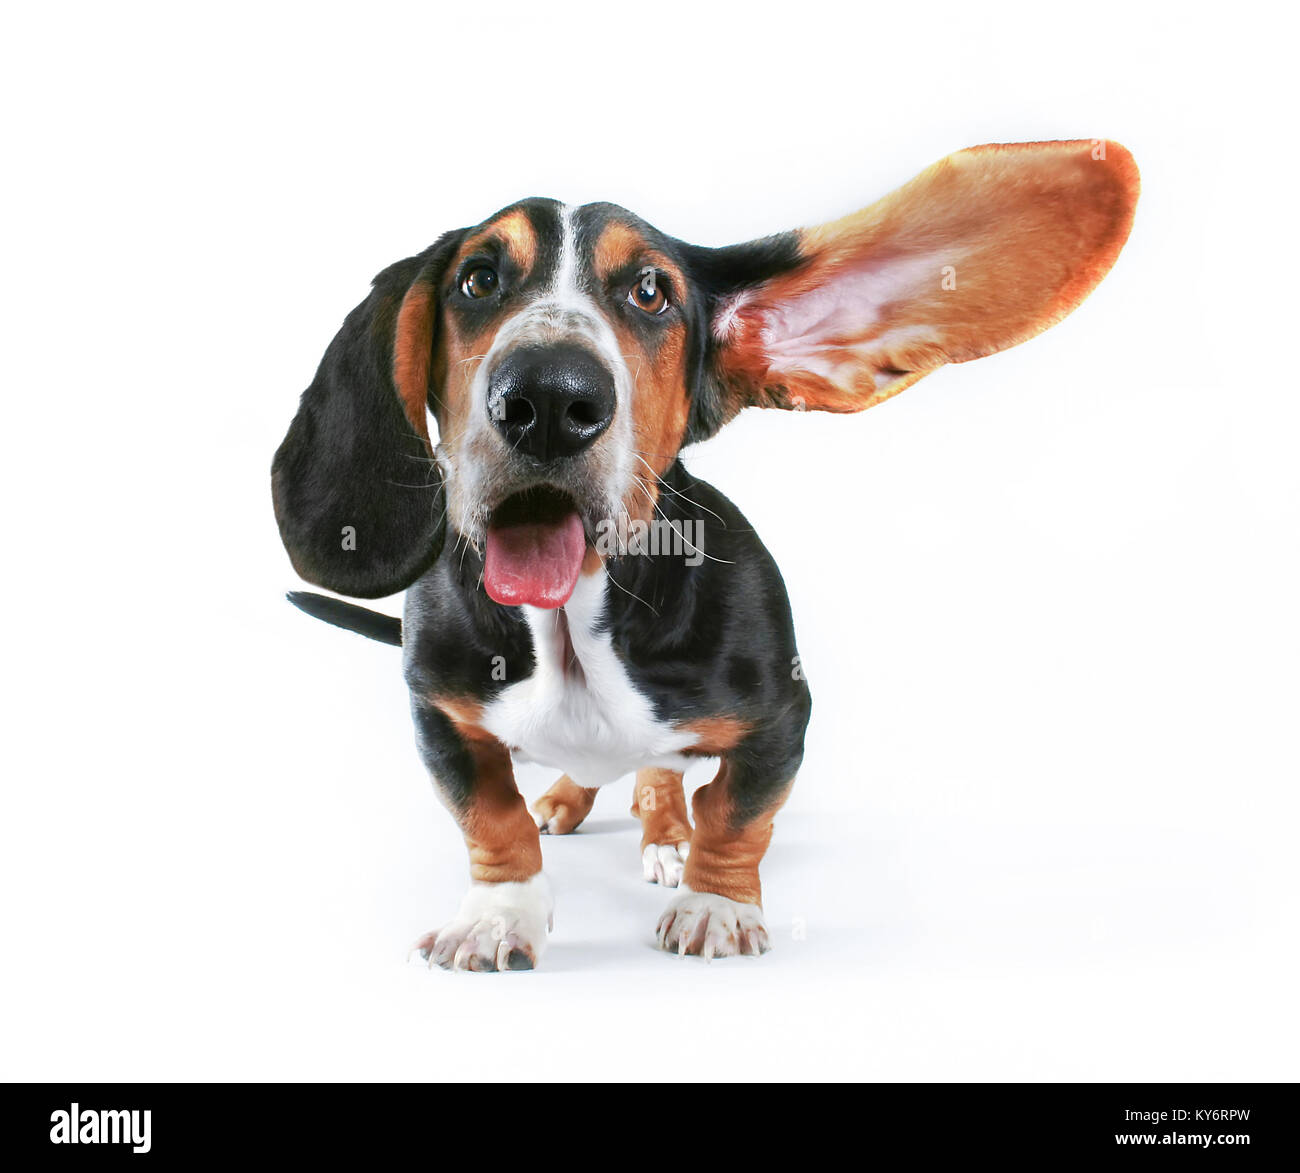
[502,397,536,428]
[565,399,607,428]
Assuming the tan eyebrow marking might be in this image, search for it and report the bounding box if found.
[592,221,686,300]
[456,209,538,276]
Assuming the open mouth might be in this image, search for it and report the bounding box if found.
[484,486,588,609]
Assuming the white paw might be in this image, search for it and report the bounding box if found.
[655,889,770,960]
[641,841,690,887]
[409,874,554,972]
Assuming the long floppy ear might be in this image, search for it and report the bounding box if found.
[271,230,464,598]
[694,140,1138,425]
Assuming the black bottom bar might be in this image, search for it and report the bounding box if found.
[5,1082,1292,1160]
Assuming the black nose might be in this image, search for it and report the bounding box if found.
[488,344,615,462]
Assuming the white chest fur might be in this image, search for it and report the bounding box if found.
[479,573,696,788]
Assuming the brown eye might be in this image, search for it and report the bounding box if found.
[628,269,669,315]
[461,266,499,299]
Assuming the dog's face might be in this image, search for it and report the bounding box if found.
[430,200,702,558]
[273,141,1139,601]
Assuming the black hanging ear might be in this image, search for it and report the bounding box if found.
[272,230,464,598]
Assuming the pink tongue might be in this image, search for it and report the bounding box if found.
[484,512,586,608]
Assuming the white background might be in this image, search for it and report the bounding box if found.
[2,1,1296,1081]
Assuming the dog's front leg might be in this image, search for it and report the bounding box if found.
[408,701,551,972]
[655,753,796,960]
[633,768,692,888]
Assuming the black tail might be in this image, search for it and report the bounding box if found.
[286,591,402,646]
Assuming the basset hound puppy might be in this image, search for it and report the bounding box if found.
[273,140,1139,970]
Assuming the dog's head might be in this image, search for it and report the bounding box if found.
[273,140,1138,601]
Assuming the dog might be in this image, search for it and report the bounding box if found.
[272,139,1139,970]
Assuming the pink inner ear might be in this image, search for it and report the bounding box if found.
[713,143,1139,411]
[757,251,945,386]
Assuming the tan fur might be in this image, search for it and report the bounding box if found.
[432,694,484,729]
[677,715,750,757]
[532,774,600,835]
[682,760,792,905]
[460,209,538,275]
[715,139,1140,416]
[631,768,692,852]
[392,281,437,447]
[591,222,686,297]
[627,317,689,483]
[458,736,542,883]
[432,694,542,883]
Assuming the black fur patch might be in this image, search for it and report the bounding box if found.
[271,231,464,598]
